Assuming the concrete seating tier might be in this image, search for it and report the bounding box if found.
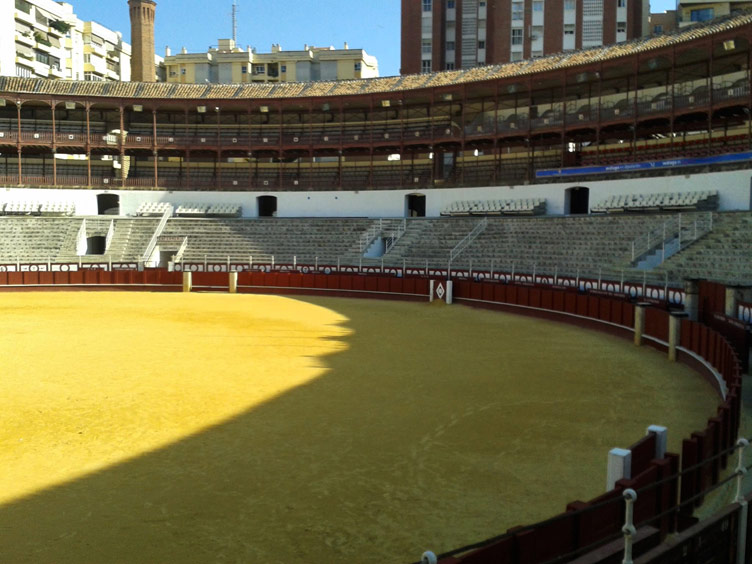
[161,218,374,264]
[591,191,719,214]
[136,202,172,216]
[442,198,546,217]
[175,203,209,217]
[656,212,752,284]
[39,202,75,216]
[207,204,242,217]
[2,201,41,215]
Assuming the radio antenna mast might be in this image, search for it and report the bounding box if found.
[232,0,238,44]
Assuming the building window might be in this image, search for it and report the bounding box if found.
[617,0,626,6]
[511,52,523,62]
[512,1,523,20]
[447,0,455,7]
[617,23,626,34]
[15,64,33,78]
[281,65,286,72]
[653,24,663,34]
[84,54,91,63]
[478,40,485,49]
[254,65,265,74]
[533,1,543,11]
[564,0,575,9]
[422,0,432,12]
[511,28,523,45]
[479,1,486,6]
[354,62,362,71]
[690,8,714,22]
[446,41,455,51]
[241,66,247,73]
[181,68,186,75]
[421,59,432,73]
[422,39,432,54]
[446,62,455,70]
[564,25,575,35]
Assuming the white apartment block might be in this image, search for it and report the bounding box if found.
[0,0,151,82]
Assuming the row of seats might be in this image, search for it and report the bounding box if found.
[591,191,719,213]
[1,201,75,216]
[442,198,547,217]
[136,202,172,216]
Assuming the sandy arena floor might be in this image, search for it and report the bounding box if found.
[0,292,719,563]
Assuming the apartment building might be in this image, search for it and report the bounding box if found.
[165,40,379,84]
[401,0,650,74]
[0,0,165,82]
[678,1,752,26]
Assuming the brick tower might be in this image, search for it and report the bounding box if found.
[128,0,156,82]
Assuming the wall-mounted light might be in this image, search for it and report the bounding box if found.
[723,39,736,51]
[0,99,5,107]
[442,93,453,101]
[64,101,76,109]
[133,104,143,112]
[259,106,269,113]
[197,105,207,113]
[322,103,330,111]
[381,100,391,108]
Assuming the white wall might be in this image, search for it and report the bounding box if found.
[0,168,750,218]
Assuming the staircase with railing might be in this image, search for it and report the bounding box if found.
[630,212,714,270]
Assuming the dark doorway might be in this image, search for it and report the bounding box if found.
[85,236,106,255]
[97,193,120,215]
[566,187,590,215]
[258,195,277,217]
[406,193,426,217]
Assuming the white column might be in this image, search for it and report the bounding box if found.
[182,271,192,293]
[229,271,238,294]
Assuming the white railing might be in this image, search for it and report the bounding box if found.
[75,218,87,256]
[449,217,488,264]
[105,219,115,252]
[384,218,407,255]
[359,220,383,253]
[141,206,173,263]
[630,212,713,265]
[173,236,189,263]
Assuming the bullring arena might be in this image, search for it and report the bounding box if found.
[0,9,751,564]
[0,291,719,563]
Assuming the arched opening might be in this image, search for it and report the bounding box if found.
[565,187,590,215]
[406,193,426,217]
[97,193,120,215]
[257,195,277,217]
[85,236,106,255]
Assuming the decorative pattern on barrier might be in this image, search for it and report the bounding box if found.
[0,261,686,306]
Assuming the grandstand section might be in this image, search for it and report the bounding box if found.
[0,14,751,197]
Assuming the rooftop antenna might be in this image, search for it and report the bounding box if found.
[232,0,238,44]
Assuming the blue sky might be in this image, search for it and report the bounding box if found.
[69,0,678,77]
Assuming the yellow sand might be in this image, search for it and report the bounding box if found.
[0,292,718,563]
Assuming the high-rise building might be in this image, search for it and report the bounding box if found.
[0,0,134,81]
[128,0,157,82]
[401,0,650,74]
[164,40,378,84]
[677,1,752,27]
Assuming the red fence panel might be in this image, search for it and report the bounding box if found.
[454,535,516,563]
[630,434,657,476]
[645,308,670,341]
